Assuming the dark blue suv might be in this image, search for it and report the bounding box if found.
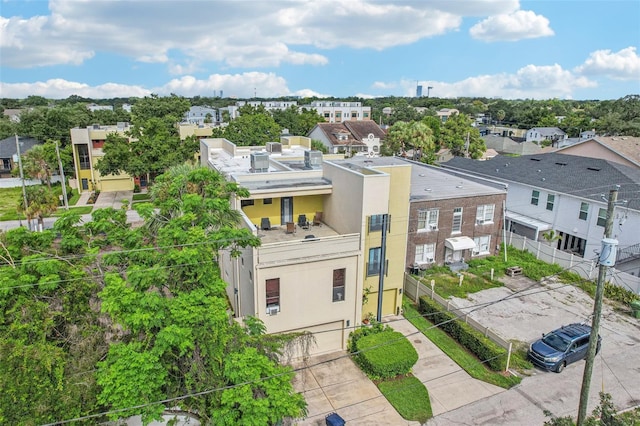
[528,323,601,373]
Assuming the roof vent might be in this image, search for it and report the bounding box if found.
[555,162,567,166]
[530,158,541,161]
[587,167,601,171]
[250,152,270,173]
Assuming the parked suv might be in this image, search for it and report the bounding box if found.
[528,323,601,373]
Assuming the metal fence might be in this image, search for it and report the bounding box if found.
[403,274,513,371]
[506,232,640,294]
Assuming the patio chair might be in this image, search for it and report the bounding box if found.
[298,214,309,229]
[313,211,323,226]
[260,217,271,230]
[286,222,296,234]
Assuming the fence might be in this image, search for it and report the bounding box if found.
[403,274,513,371]
[506,231,640,294]
[0,176,63,188]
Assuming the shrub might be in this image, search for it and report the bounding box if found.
[347,321,386,353]
[378,376,432,422]
[133,184,141,193]
[354,330,418,379]
[418,296,506,371]
[605,281,640,305]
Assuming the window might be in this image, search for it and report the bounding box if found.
[1,158,11,170]
[579,202,589,220]
[369,214,384,232]
[531,190,540,206]
[77,144,90,170]
[597,208,607,227]
[364,112,369,118]
[332,268,345,302]
[367,247,381,276]
[476,204,495,224]
[415,243,435,264]
[266,278,280,311]
[241,199,254,207]
[263,198,272,205]
[546,194,555,211]
[324,112,330,118]
[81,178,89,190]
[351,111,358,118]
[417,209,439,231]
[473,235,491,256]
[452,207,463,233]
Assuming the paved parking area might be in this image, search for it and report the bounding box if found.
[427,275,640,425]
[94,190,133,210]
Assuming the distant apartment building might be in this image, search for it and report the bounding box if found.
[304,101,371,123]
[184,106,219,125]
[236,100,298,112]
[86,103,114,112]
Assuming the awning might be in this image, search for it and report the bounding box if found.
[445,236,476,251]
[506,211,552,232]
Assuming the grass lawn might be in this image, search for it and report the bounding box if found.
[417,267,503,299]
[377,375,432,423]
[132,193,151,201]
[402,298,522,388]
[0,187,26,221]
[52,206,94,216]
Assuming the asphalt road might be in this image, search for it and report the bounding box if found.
[426,275,640,425]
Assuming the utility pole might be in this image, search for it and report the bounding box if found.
[577,187,618,425]
[55,141,69,210]
[15,134,30,230]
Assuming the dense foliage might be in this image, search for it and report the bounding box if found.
[0,165,307,425]
[418,296,507,371]
[353,330,418,379]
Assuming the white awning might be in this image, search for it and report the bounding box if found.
[506,211,552,232]
[445,236,476,251]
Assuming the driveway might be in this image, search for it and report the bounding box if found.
[426,275,640,425]
[292,352,419,425]
[94,190,133,209]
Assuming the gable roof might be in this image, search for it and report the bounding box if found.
[0,136,42,158]
[556,136,640,168]
[442,152,640,211]
[528,127,566,136]
[310,121,385,147]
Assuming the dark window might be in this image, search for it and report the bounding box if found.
[1,158,11,170]
[241,199,254,207]
[77,144,90,170]
[367,247,381,276]
[597,208,606,227]
[369,214,384,232]
[579,202,588,220]
[333,268,345,302]
[263,198,272,205]
[266,278,280,309]
[546,194,555,211]
[81,178,89,190]
[531,190,539,206]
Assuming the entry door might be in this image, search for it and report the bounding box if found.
[281,197,293,225]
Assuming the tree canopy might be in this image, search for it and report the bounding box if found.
[441,113,486,159]
[0,165,307,425]
[214,106,282,146]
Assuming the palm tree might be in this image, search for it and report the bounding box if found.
[18,186,59,231]
[542,230,562,247]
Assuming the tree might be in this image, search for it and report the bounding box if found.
[221,109,281,146]
[271,106,324,136]
[17,185,59,231]
[130,94,190,133]
[21,144,54,188]
[441,113,485,159]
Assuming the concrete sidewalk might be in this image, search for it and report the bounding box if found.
[385,316,506,416]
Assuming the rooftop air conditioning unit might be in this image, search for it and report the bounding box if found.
[304,150,323,169]
[250,152,269,172]
[476,219,485,225]
[266,142,282,153]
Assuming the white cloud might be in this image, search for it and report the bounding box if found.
[575,47,640,81]
[372,81,397,90]
[0,79,151,99]
[156,72,291,98]
[470,10,554,42]
[0,0,515,69]
[382,65,596,99]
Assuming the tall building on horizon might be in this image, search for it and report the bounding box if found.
[416,85,423,97]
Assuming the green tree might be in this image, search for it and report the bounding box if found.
[221,108,281,146]
[18,186,59,231]
[21,144,54,188]
[441,113,485,159]
[130,94,190,133]
[271,106,324,136]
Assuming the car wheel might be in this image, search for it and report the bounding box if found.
[555,361,566,373]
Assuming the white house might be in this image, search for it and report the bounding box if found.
[525,127,567,145]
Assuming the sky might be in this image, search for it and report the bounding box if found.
[1,0,639,101]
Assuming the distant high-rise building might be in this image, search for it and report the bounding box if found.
[220,90,224,98]
[416,85,423,97]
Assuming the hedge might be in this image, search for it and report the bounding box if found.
[354,330,418,379]
[418,295,505,371]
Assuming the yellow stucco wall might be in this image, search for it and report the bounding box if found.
[242,195,324,227]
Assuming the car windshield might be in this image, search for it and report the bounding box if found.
[542,333,571,352]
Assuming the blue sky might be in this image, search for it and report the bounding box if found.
[1,0,639,100]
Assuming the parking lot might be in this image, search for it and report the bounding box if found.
[427,275,640,425]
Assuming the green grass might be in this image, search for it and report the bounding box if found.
[403,297,522,388]
[0,187,26,221]
[417,269,503,299]
[132,193,151,201]
[377,375,432,423]
[52,206,93,216]
[67,190,80,206]
[467,246,563,282]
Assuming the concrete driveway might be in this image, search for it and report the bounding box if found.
[427,275,640,425]
[292,352,419,425]
[94,190,133,210]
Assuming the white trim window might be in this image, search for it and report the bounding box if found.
[452,207,463,233]
[417,209,439,231]
[476,204,495,224]
[473,235,491,256]
[415,243,436,264]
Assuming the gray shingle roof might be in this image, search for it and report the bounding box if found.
[442,153,640,211]
[0,136,42,158]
